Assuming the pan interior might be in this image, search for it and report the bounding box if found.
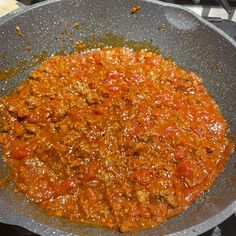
[0,0,235,235]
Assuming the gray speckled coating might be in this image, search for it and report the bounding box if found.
[0,0,236,235]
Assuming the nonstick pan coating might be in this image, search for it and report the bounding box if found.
[0,0,235,235]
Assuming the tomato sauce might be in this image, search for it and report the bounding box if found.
[0,47,233,232]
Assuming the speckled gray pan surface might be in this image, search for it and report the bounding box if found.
[0,0,236,235]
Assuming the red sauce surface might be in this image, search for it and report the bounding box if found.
[0,47,233,232]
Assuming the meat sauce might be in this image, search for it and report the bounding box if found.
[0,47,233,232]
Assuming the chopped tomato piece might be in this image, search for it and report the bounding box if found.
[174,145,188,160]
[137,206,151,218]
[145,56,162,65]
[11,146,27,160]
[161,127,178,139]
[176,159,194,178]
[83,161,100,182]
[69,108,83,122]
[54,180,71,195]
[132,168,155,185]
[53,178,78,196]
[93,51,102,64]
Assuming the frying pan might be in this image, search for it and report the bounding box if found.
[0,0,236,235]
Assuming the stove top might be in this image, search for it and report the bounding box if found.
[0,1,235,235]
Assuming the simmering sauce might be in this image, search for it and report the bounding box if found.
[0,47,233,232]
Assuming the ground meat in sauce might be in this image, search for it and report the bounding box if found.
[0,47,234,232]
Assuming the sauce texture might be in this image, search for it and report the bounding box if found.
[0,47,233,232]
